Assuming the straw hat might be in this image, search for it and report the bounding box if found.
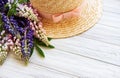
[30,0,102,38]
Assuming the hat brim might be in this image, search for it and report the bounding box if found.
[42,0,102,38]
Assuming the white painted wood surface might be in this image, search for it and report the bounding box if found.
[0,0,120,78]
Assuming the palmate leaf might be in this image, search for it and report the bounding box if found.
[35,44,45,58]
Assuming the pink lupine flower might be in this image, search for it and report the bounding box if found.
[30,21,50,46]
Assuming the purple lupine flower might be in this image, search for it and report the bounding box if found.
[0,0,8,13]
[27,29,34,49]
[2,14,16,36]
[9,16,24,34]
[14,16,30,28]
[20,30,34,62]
[1,13,21,38]
[0,0,8,8]
[8,16,34,62]
[20,22,34,62]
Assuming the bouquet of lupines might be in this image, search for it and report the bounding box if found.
[0,0,54,65]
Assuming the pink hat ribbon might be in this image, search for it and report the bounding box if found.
[39,1,86,23]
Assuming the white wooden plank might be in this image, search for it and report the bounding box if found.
[30,49,120,78]
[103,6,120,14]
[52,37,120,66]
[104,0,120,10]
[99,12,120,28]
[96,1,120,28]
[81,24,120,46]
[103,2,120,14]
[0,0,120,78]
[0,55,76,78]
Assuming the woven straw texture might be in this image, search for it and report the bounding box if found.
[41,0,102,38]
[30,0,83,14]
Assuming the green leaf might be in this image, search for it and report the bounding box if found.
[0,14,2,24]
[48,37,52,41]
[48,45,55,48]
[30,46,34,57]
[5,3,9,8]
[0,26,3,32]
[35,44,45,58]
[34,38,55,49]
[7,3,17,16]
[0,14,3,32]
[6,0,29,17]
[18,0,29,3]
[24,58,29,66]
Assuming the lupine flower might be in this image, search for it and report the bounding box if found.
[0,44,8,64]
[3,0,8,4]
[0,0,53,65]
[12,30,34,61]
[0,0,8,13]
[14,16,30,34]
[16,3,50,46]
[1,13,21,39]
[12,37,22,60]
[30,21,50,46]
[0,30,7,64]
[20,25,34,62]
[8,0,14,3]
[10,16,34,62]
[0,30,13,64]
[9,16,24,34]
[8,16,34,62]
[0,0,8,8]
[17,4,39,22]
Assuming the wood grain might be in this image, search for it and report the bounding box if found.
[0,0,120,78]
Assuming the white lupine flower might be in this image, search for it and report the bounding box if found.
[12,37,22,60]
[0,44,8,65]
[2,45,8,50]
[0,51,8,64]
[13,46,22,60]
[0,31,14,64]
[1,31,5,35]
[17,4,39,22]
[8,0,14,3]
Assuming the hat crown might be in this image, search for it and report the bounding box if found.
[30,0,83,14]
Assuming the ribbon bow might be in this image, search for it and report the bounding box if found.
[39,1,86,23]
